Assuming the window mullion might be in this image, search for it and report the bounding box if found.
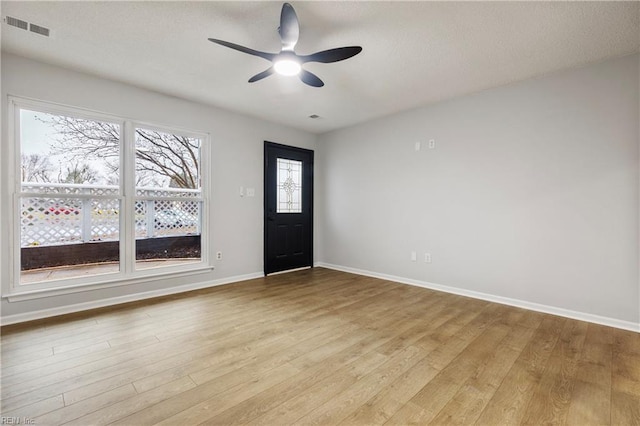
[9,100,20,292]
[122,121,136,275]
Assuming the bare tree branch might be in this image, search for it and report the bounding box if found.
[41,115,200,188]
[21,154,53,183]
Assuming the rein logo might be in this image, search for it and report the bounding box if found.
[0,418,35,425]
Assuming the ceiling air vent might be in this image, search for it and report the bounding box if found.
[29,23,50,37]
[5,16,28,31]
[4,16,50,37]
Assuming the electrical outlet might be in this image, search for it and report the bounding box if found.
[424,253,432,263]
[216,251,223,260]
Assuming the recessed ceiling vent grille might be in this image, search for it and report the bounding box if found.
[4,16,50,37]
[29,23,50,37]
[5,16,28,31]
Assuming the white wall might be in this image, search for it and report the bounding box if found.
[2,52,638,330]
[1,53,318,322]
[317,54,639,329]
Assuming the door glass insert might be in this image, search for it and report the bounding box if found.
[277,158,302,213]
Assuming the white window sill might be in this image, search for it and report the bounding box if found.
[4,266,214,302]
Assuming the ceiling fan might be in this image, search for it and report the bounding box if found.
[208,2,362,87]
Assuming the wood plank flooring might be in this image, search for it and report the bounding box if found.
[1,267,638,425]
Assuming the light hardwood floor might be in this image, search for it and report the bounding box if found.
[1,267,639,425]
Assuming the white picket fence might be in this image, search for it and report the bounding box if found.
[21,183,201,247]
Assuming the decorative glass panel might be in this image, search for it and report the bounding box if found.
[277,158,302,213]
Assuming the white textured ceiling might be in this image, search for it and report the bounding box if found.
[1,1,639,134]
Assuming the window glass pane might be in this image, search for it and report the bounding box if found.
[135,200,201,239]
[277,158,302,213]
[20,109,120,187]
[134,128,200,190]
[135,200,202,270]
[134,127,202,270]
[20,197,120,284]
[18,108,121,285]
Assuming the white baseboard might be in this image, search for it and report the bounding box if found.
[0,272,264,326]
[315,262,640,333]
[5,263,638,333]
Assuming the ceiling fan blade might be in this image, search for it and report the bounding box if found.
[299,69,324,87]
[208,38,276,61]
[248,67,275,83]
[279,3,299,50]
[300,46,363,64]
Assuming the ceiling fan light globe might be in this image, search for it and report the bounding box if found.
[274,59,301,76]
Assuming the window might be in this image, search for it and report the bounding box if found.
[9,97,210,296]
[133,126,203,270]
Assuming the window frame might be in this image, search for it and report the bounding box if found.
[5,96,212,300]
